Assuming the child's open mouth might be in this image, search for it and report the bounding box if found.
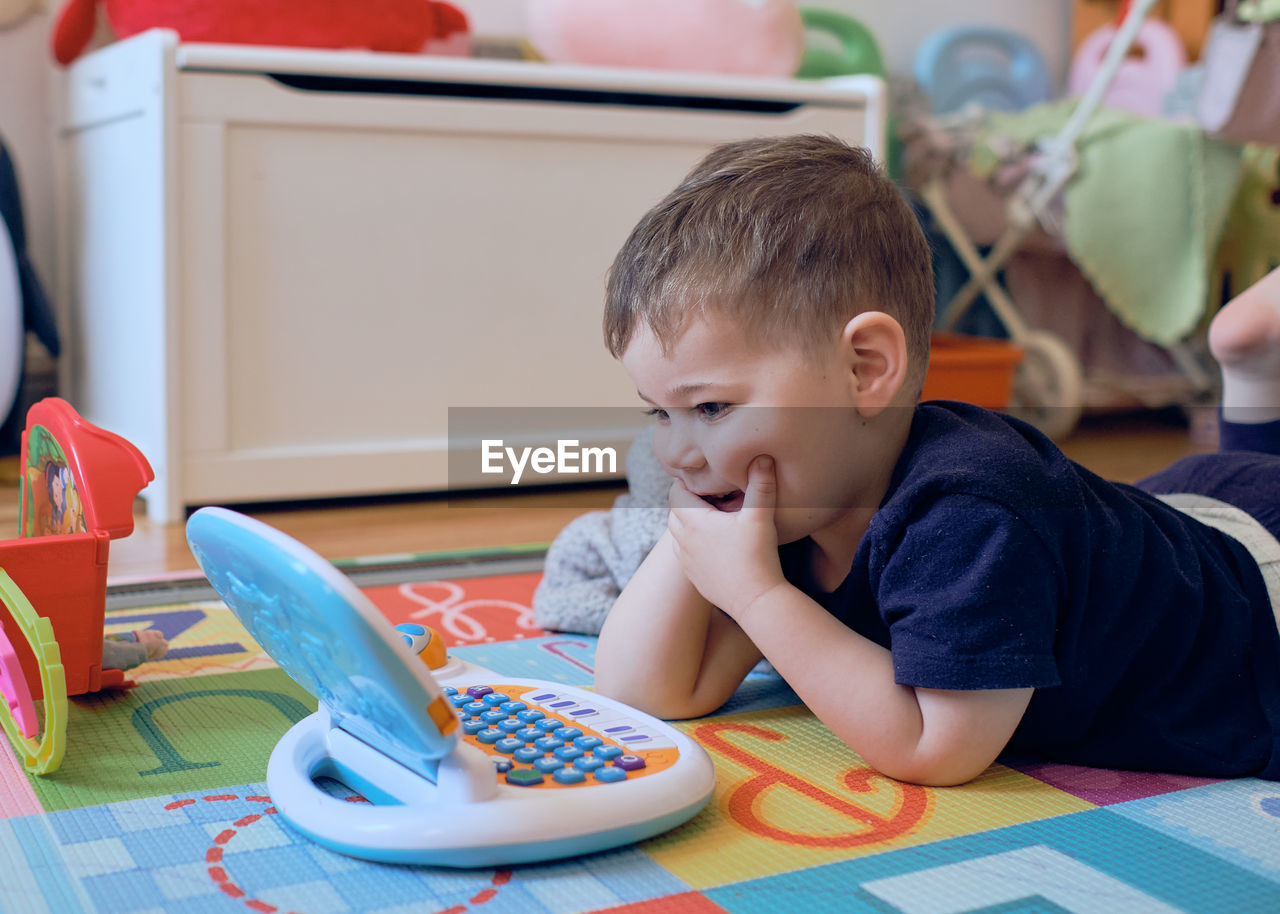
[699,490,745,512]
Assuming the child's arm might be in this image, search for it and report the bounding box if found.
[724,583,1032,786]
[667,456,1032,786]
[594,529,765,719]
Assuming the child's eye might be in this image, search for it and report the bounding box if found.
[643,407,669,422]
[695,402,730,420]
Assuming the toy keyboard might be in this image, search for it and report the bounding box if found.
[186,507,716,868]
[443,682,678,788]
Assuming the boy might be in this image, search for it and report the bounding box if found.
[592,134,1280,787]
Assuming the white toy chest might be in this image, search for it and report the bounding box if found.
[56,29,885,521]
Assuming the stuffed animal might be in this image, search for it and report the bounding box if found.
[51,0,470,65]
[526,0,805,78]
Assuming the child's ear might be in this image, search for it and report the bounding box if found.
[839,312,909,417]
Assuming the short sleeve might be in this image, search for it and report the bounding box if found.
[872,495,1063,691]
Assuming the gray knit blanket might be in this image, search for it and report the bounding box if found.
[532,427,669,634]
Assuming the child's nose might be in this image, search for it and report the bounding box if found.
[656,425,706,472]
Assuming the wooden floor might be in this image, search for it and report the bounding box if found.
[0,411,1215,582]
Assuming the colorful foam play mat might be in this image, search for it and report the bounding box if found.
[2,548,1278,913]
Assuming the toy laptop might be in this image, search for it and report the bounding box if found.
[185,507,716,867]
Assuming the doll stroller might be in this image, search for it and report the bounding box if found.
[913,0,1200,439]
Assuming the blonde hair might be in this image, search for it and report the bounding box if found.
[604,134,934,390]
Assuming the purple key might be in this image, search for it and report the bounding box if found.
[613,754,646,771]
[467,685,494,699]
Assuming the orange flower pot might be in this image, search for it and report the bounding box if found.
[920,333,1024,410]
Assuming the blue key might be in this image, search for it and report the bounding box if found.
[506,769,543,787]
[515,727,542,742]
[534,718,561,733]
[476,728,504,744]
[481,693,510,707]
[481,709,508,725]
[498,718,524,734]
[574,736,604,751]
[514,746,542,764]
[492,757,513,773]
[533,757,564,773]
[495,737,524,754]
[554,746,584,762]
[593,745,623,761]
[534,736,564,752]
[462,719,488,736]
[450,694,472,708]
[553,767,587,785]
[593,766,627,783]
[499,701,528,714]
[516,709,546,723]
[463,701,487,716]
[553,727,583,741]
[573,756,605,773]
[443,685,458,695]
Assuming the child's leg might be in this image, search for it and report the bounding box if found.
[1210,266,1280,453]
[1138,268,1280,535]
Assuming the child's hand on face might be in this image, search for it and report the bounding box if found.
[668,455,788,624]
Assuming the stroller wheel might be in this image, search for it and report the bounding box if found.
[1007,330,1084,439]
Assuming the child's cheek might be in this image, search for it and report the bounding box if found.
[710,431,765,487]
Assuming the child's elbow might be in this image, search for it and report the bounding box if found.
[891,763,985,788]
[874,750,995,788]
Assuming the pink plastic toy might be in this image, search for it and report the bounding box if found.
[0,613,36,737]
[526,0,805,77]
[1068,15,1187,118]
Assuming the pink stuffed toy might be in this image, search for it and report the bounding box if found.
[527,0,804,78]
[51,0,470,65]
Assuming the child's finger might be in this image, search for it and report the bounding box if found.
[743,455,777,511]
[668,478,709,512]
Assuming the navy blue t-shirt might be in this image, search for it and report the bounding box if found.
[782,402,1280,779]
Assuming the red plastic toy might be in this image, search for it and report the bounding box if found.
[0,398,152,700]
[51,0,471,66]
